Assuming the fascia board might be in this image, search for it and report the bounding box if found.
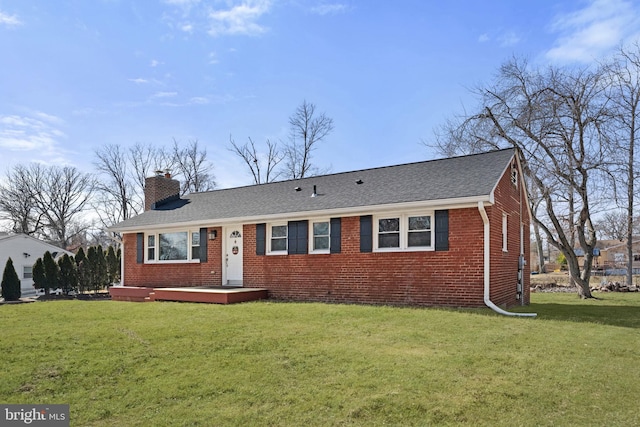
[109,195,492,233]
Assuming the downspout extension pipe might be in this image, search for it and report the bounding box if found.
[478,201,537,318]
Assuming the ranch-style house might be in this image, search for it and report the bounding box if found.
[109,148,531,311]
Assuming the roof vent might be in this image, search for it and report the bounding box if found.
[355,179,363,185]
[311,185,317,198]
[294,186,301,192]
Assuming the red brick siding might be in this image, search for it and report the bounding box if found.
[488,163,531,307]
[122,227,223,288]
[243,211,486,307]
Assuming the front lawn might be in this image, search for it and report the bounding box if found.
[1,293,638,426]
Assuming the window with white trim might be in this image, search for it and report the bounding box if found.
[502,213,508,252]
[374,213,433,251]
[408,215,431,247]
[269,224,288,254]
[147,235,156,260]
[145,230,200,262]
[311,220,330,252]
[191,231,200,260]
[23,265,32,279]
[378,217,400,248]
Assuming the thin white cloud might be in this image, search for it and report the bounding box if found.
[129,78,149,84]
[310,3,348,16]
[180,22,194,33]
[478,33,490,43]
[0,113,65,160]
[163,0,272,37]
[0,10,22,27]
[152,91,178,98]
[545,0,640,63]
[189,96,209,105]
[150,59,162,67]
[498,31,520,47]
[207,1,272,37]
[128,77,164,85]
[164,0,200,5]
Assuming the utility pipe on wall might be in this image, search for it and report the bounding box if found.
[478,201,537,318]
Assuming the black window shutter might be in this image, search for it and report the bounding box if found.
[136,232,144,263]
[288,220,308,255]
[360,215,372,253]
[435,210,449,251]
[330,217,341,254]
[299,221,309,254]
[199,228,208,262]
[256,223,266,256]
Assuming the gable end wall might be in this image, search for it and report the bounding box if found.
[487,162,531,307]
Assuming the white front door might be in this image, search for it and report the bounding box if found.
[224,226,243,286]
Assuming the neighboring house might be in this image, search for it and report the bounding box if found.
[109,149,531,309]
[0,233,73,297]
[586,239,640,272]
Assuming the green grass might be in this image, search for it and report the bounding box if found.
[1,294,639,426]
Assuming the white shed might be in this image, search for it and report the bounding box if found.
[0,233,73,297]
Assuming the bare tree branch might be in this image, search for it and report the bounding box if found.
[228,135,284,184]
[285,100,334,179]
[171,139,216,194]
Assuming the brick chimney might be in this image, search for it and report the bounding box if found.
[144,172,180,211]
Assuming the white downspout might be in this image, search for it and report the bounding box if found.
[478,201,537,318]
[118,240,125,287]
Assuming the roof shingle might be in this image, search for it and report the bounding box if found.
[111,149,515,231]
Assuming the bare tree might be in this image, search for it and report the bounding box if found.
[602,43,640,286]
[0,165,45,235]
[19,164,95,248]
[432,58,611,298]
[228,136,284,184]
[129,142,172,193]
[596,210,631,241]
[171,139,216,194]
[94,144,141,228]
[284,100,334,179]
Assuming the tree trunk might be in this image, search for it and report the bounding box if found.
[574,280,593,298]
[566,249,594,299]
[626,114,635,288]
[533,222,546,273]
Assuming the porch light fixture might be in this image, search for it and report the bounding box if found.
[208,230,217,240]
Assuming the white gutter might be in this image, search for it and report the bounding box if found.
[478,201,537,318]
[108,195,492,233]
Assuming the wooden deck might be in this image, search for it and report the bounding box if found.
[110,286,268,304]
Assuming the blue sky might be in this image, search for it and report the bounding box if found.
[1,0,640,189]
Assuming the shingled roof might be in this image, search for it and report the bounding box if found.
[111,149,516,231]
